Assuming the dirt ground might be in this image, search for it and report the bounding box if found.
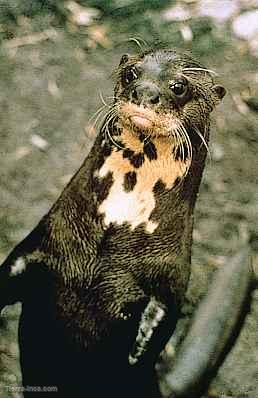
[0,1,257,397]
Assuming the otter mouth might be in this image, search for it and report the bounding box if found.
[130,114,153,130]
[117,102,197,163]
[117,101,194,162]
[119,102,159,133]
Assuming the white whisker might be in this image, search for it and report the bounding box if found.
[167,118,192,176]
[128,37,148,52]
[88,104,109,125]
[177,120,193,174]
[143,134,151,144]
[101,104,124,150]
[193,126,211,160]
[98,90,109,106]
[182,67,218,76]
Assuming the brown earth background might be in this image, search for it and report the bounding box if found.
[0,1,257,397]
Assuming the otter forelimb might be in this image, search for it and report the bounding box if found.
[128,297,167,365]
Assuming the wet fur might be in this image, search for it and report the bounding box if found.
[0,49,225,397]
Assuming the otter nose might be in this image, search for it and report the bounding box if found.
[131,82,160,105]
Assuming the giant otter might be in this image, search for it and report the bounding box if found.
[0,49,228,397]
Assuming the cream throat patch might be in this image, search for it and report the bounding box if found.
[97,131,189,233]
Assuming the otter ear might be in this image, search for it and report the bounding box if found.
[119,54,130,66]
[213,85,226,102]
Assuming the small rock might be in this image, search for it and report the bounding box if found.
[232,93,250,115]
[209,255,227,267]
[193,229,202,242]
[210,143,224,162]
[48,79,61,99]
[232,10,258,40]
[85,123,97,138]
[180,25,193,42]
[65,1,100,27]
[30,134,49,151]
[86,25,111,49]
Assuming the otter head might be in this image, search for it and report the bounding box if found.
[97,50,226,233]
[111,49,226,160]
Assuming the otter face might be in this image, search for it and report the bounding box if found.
[114,50,225,153]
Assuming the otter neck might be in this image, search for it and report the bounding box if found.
[96,126,190,234]
[100,126,190,189]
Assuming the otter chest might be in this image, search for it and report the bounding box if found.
[97,139,188,234]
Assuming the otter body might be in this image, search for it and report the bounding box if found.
[0,50,225,397]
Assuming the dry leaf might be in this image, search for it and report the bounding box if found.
[87,25,111,49]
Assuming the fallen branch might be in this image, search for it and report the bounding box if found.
[166,246,255,398]
[2,29,58,50]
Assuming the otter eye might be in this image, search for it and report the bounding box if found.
[123,66,138,85]
[170,80,188,96]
